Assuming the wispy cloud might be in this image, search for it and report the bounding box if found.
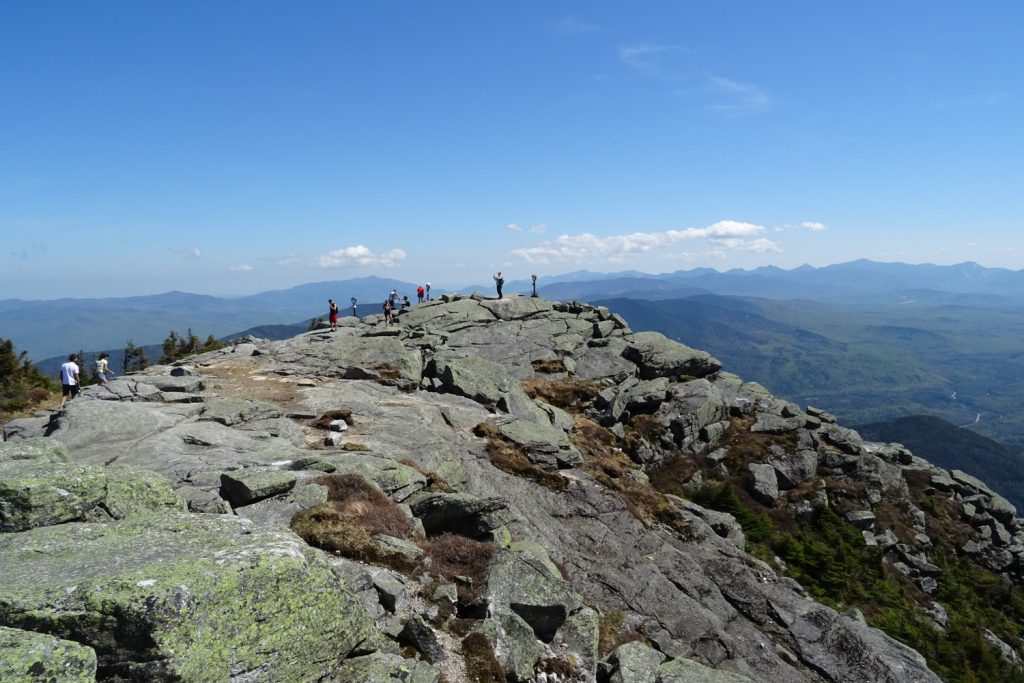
[313,245,407,268]
[507,223,548,234]
[775,221,827,232]
[511,220,778,264]
[229,264,253,272]
[170,246,202,259]
[555,16,602,35]
[707,74,774,115]
[619,43,690,80]
[928,92,1007,110]
[277,254,303,267]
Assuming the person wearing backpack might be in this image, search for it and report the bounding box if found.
[493,272,504,299]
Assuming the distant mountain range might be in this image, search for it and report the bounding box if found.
[10,259,1024,455]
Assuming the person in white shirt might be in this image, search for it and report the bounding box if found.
[58,354,80,409]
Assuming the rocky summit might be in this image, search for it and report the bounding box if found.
[1,294,1021,682]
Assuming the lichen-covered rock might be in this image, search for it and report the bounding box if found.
[0,437,70,464]
[324,453,427,502]
[408,491,511,538]
[658,656,754,682]
[0,626,97,682]
[604,640,666,683]
[219,467,297,507]
[0,458,181,532]
[0,513,375,681]
[102,465,186,519]
[747,463,780,506]
[329,652,440,682]
[478,611,543,682]
[486,545,582,642]
[623,331,722,380]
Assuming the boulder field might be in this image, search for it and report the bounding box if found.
[2,293,1013,681]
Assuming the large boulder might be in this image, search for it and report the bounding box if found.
[0,455,183,532]
[0,625,97,682]
[0,513,375,681]
[623,332,721,380]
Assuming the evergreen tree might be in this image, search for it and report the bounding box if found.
[0,337,57,414]
[123,339,148,373]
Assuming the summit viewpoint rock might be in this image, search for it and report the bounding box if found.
[2,294,1015,681]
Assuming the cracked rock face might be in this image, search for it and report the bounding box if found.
[0,295,964,682]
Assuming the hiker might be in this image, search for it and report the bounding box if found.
[401,295,411,310]
[389,289,399,305]
[493,272,504,299]
[58,353,80,409]
[95,352,113,385]
[382,298,394,325]
[328,298,339,331]
[416,285,425,303]
[425,282,431,300]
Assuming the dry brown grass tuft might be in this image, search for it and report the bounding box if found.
[647,454,698,497]
[374,363,401,380]
[339,442,371,451]
[570,414,692,537]
[521,378,605,412]
[531,358,567,374]
[473,422,567,492]
[420,532,498,604]
[461,632,505,682]
[292,474,417,571]
[597,610,645,658]
[720,415,798,471]
[312,409,354,430]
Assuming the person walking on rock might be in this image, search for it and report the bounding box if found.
[58,353,80,409]
[328,298,339,332]
[493,272,504,299]
[95,352,113,385]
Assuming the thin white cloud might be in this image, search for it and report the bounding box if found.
[928,92,1007,110]
[229,264,253,272]
[313,245,407,268]
[556,17,601,34]
[170,247,202,259]
[710,237,781,253]
[775,221,828,232]
[707,74,774,115]
[277,254,303,268]
[511,220,770,264]
[619,43,689,80]
[507,223,548,234]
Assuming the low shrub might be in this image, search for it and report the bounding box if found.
[473,422,567,492]
[419,532,498,604]
[461,632,505,682]
[521,378,605,412]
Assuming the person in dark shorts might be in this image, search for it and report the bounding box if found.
[58,354,80,409]
[328,299,339,331]
[493,272,504,299]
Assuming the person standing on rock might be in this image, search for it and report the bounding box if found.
[425,282,431,300]
[382,297,394,325]
[493,272,504,299]
[58,353,80,409]
[328,298,339,332]
[95,352,113,385]
[416,285,425,303]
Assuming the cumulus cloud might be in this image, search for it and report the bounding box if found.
[170,246,202,259]
[511,220,774,264]
[229,264,253,272]
[313,245,407,268]
[507,223,548,234]
[800,221,826,231]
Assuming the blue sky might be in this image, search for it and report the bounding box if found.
[2,1,1022,299]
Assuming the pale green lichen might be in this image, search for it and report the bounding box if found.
[0,512,375,681]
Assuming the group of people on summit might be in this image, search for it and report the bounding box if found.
[326,274,510,331]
